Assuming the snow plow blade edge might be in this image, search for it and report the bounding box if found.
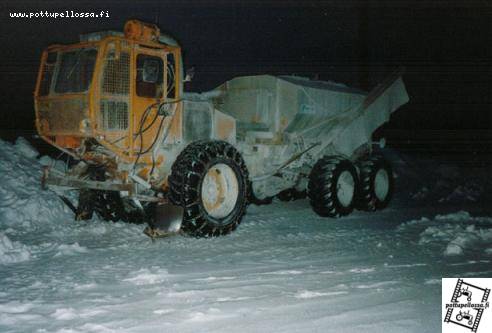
[144,203,184,239]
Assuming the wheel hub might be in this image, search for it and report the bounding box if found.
[201,163,239,219]
[374,169,389,201]
[336,170,355,207]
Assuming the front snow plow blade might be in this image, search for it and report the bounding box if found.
[42,166,137,193]
[144,203,183,238]
[42,166,184,237]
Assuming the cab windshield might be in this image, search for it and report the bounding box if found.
[53,48,98,94]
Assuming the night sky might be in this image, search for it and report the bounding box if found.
[0,0,491,150]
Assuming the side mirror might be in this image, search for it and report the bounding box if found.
[184,66,195,83]
[142,58,160,83]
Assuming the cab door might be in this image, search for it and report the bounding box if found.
[131,46,166,162]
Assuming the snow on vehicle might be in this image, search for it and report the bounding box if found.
[35,20,409,237]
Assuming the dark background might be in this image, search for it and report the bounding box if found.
[0,0,491,154]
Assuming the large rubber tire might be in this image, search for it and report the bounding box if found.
[76,165,149,224]
[356,155,394,211]
[307,157,358,217]
[168,140,249,237]
[77,190,149,223]
[76,165,123,222]
[76,189,96,221]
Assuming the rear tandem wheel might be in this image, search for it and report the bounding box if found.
[356,155,394,211]
[307,157,358,217]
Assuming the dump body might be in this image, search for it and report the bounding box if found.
[195,72,408,198]
[215,74,408,156]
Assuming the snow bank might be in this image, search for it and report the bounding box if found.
[413,181,484,204]
[0,138,72,229]
[0,138,70,226]
[438,183,482,203]
[14,137,38,159]
[408,161,489,204]
[399,211,492,257]
[421,223,492,256]
[0,138,82,264]
[0,232,31,264]
[385,148,491,205]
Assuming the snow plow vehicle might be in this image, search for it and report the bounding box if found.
[35,20,409,237]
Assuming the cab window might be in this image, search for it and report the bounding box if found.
[166,53,176,99]
[136,54,163,98]
[54,48,97,93]
[39,52,58,96]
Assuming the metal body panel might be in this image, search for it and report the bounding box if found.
[214,74,407,149]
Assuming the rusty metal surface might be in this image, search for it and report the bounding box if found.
[37,96,89,134]
[43,170,136,193]
[102,51,130,95]
[34,31,182,168]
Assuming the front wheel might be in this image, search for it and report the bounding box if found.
[168,141,249,237]
[77,189,149,224]
[75,164,149,224]
[307,157,358,217]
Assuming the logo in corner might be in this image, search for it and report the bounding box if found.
[443,278,491,332]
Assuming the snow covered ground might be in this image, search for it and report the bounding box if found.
[1,137,491,333]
